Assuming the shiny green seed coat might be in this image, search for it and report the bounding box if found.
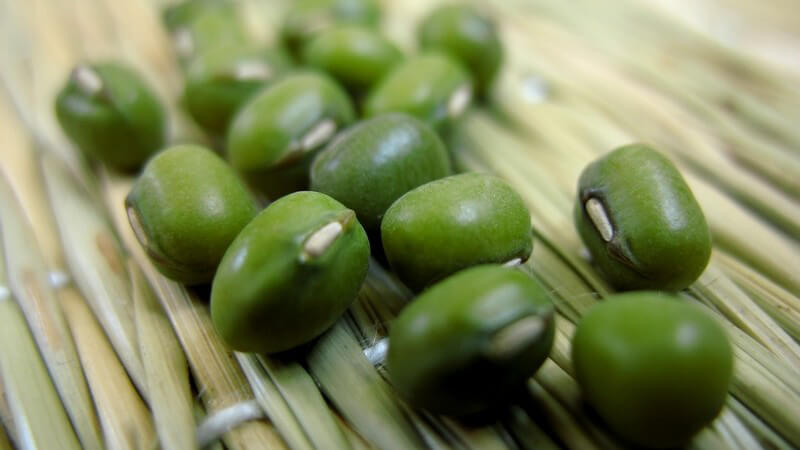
[281,0,380,55]
[55,62,166,171]
[211,191,369,354]
[382,173,532,291]
[310,113,451,230]
[419,4,502,95]
[183,45,292,136]
[162,0,232,32]
[364,53,472,129]
[168,3,248,65]
[572,292,733,448]
[126,145,258,284]
[301,25,402,94]
[574,143,711,291]
[226,72,355,199]
[388,265,555,416]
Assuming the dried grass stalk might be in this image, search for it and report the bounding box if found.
[534,360,625,449]
[0,0,86,169]
[437,417,514,450]
[0,96,65,270]
[335,414,373,450]
[0,173,102,449]
[0,424,10,450]
[715,250,800,341]
[549,321,577,378]
[687,178,800,297]
[0,248,80,450]
[141,275,285,449]
[60,285,156,449]
[0,381,14,447]
[504,405,561,450]
[131,262,195,450]
[524,379,601,450]
[721,324,800,445]
[307,320,424,449]
[726,397,794,450]
[690,265,800,368]
[235,354,313,450]
[711,407,761,450]
[258,356,350,449]
[192,399,224,450]
[397,409,451,450]
[39,153,147,397]
[0,299,81,450]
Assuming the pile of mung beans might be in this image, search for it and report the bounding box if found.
[54,0,733,447]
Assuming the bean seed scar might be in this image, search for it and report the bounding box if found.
[503,258,523,267]
[585,197,614,242]
[280,119,339,165]
[300,119,337,151]
[487,312,552,361]
[234,60,273,81]
[302,220,344,261]
[72,65,103,96]
[173,28,194,59]
[447,84,472,117]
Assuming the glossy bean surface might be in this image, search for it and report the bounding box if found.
[572,292,733,448]
[382,173,532,291]
[574,143,711,291]
[211,191,369,354]
[419,4,502,95]
[364,53,472,129]
[227,72,356,199]
[311,113,451,230]
[302,25,402,95]
[55,62,166,171]
[389,265,555,416]
[281,0,380,55]
[183,45,292,136]
[126,145,258,284]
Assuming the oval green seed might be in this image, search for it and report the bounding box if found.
[381,172,532,291]
[226,72,356,199]
[418,4,503,95]
[310,113,451,231]
[162,0,233,32]
[572,292,733,448]
[125,145,258,284]
[388,265,555,416]
[301,25,402,95]
[166,2,248,65]
[363,52,472,129]
[211,191,369,354]
[183,45,292,136]
[281,0,380,55]
[574,143,712,291]
[55,62,167,172]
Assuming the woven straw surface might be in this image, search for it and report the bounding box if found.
[0,0,798,449]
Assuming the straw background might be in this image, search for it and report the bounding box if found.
[0,0,799,449]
